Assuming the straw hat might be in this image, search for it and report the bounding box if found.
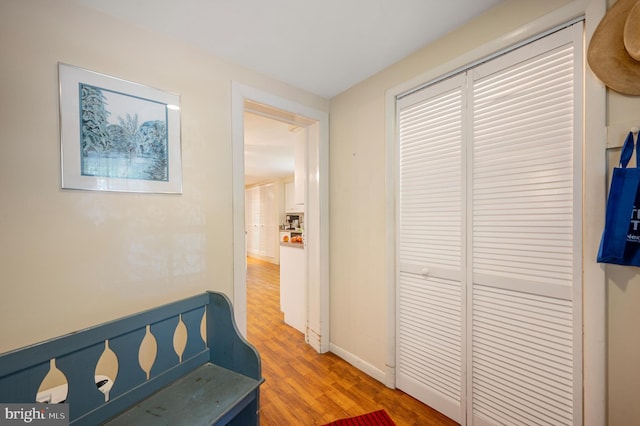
[588,0,640,95]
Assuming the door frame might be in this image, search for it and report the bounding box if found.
[385,1,605,424]
[231,82,330,353]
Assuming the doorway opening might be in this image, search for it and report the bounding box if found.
[244,105,311,335]
[231,83,329,353]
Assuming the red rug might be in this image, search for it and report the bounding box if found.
[322,409,396,426]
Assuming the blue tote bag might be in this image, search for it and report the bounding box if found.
[598,132,640,266]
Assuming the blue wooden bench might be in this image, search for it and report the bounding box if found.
[0,291,264,425]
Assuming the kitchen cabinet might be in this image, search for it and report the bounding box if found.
[284,132,306,213]
[245,183,277,259]
[280,243,306,333]
[284,182,298,213]
[294,135,305,206]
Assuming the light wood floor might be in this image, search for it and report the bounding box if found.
[245,257,458,426]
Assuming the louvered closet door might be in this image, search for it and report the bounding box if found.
[469,25,582,426]
[397,73,466,424]
[397,22,582,426]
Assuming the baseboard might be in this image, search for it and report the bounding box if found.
[328,343,388,385]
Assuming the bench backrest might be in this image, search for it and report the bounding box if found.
[0,291,261,425]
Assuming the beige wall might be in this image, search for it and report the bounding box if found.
[329,0,575,375]
[0,0,328,354]
[606,90,640,425]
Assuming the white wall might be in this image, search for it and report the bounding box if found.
[0,0,328,354]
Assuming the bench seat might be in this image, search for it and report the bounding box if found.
[104,363,262,426]
[0,291,264,425]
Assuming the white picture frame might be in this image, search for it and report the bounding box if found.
[59,63,182,193]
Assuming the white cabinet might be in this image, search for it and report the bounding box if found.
[284,182,297,213]
[245,183,277,259]
[294,133,306,207]
[284,131,306,213]
[280,244,306,333]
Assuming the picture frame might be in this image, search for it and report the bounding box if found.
[59,63,182,193]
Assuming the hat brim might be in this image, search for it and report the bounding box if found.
[588,0,640,95]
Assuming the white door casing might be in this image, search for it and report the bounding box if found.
[231,82,330,353]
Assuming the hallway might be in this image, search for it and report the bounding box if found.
[245,257,458,426]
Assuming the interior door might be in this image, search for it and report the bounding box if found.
[467,24,582,425]
[396,73,467,424]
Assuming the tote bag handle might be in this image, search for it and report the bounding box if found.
[619,131,635,168]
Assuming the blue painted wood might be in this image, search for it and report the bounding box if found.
[102,363,261,426]
[215,390,259,426]
[0,292,263,426]
[181,306,206,361]
[107,328,147,399]
[0,361,49,403]
[0,293,210,380]
[227,397,260,426]
[207,292,261,380]
[149,315,180,378]
[78,351,211,425]
[56,343,105,419]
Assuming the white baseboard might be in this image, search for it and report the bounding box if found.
[328,343,391,386]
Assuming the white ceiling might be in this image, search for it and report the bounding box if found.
[73,0,503,183]
[244,112,299,186]
[73,0,502,99]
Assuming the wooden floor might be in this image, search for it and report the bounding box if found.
[245,257,458,426]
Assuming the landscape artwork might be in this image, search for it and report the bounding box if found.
[59,63,182,193]
[80,84,169,181]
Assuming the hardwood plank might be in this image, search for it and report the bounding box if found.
[246,257,459,426]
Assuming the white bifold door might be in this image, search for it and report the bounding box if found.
[396,23,582,426]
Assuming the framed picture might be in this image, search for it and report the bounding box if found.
[59,63,182,193]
